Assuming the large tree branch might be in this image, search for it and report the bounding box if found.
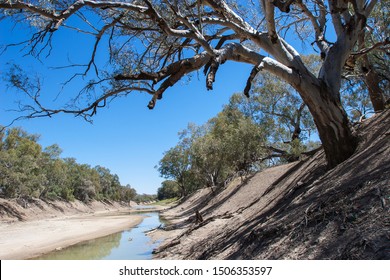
[320,0,371,96]
[115,52,211,109]
[115,53,210,84]
[0,0,377,90]
[115,41,301,109]
[0,1,60,20]
[262,0,278,43]
[328,0,345,37]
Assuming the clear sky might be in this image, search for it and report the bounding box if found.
[0,18,253,194]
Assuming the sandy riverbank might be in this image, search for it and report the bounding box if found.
[0,211,145,260]
[0,197,171,260]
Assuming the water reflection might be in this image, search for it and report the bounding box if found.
[33,212,165,260]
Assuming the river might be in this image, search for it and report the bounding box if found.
[32,211,166,260]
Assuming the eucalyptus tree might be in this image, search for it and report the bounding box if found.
[203,107,266,176]
[190,128,230,189]
[0,127,44,198]
[157,127,202,196]
[157,180,180,200]
[158,108,266,192]
[40,144,69,199]
[0,0,383,168]
[120,184,137,203]
[94,165,122,200]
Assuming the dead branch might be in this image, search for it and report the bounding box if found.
[244,66,259,97]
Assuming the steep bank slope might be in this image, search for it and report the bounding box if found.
[0,198,135,223]
[154,110,390,259]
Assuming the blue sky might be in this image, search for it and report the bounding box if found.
[0,18,253,194]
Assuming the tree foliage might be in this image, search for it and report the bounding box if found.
[157,106,267,195]
[227,70,320,162]
[0,127,138,202]
[157,180,180,200]
[157,126,202,196]
[134,193,157,203]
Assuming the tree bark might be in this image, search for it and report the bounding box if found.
[314,98,356,169]
[300,83,357,169]
[362,57,386,112]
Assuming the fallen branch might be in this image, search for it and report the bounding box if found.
[152,240,181,254]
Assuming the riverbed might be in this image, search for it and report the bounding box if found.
[32,212,166,260]
[0,203,173,260]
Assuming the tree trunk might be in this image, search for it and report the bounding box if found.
[362,59,386,112]
[293,70,357,169]
[305,88,357,169]
[178,180,187,198]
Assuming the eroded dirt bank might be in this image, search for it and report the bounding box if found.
[0,198,137,223]
[152,110,390,260]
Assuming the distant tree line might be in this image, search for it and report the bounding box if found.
[135,193,157,203]
[0,127,137,203]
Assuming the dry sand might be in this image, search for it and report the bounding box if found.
[0,211,145,259]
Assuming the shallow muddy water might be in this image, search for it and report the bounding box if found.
[32,212,165,260]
